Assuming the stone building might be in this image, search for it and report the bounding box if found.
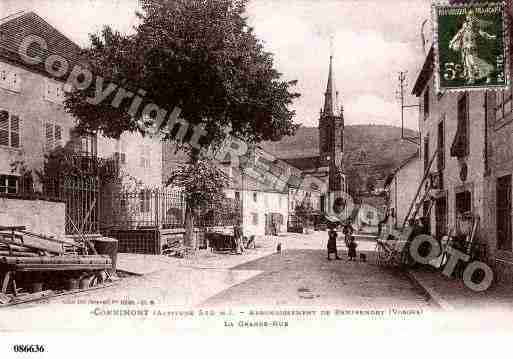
[0,12,162,234]
[384,151,422,229]
[261,55,347,214]
[482,67,513,282]
[412,47,488,244]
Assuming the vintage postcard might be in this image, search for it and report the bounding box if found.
[433,2,509,92]
[1,0,513,356]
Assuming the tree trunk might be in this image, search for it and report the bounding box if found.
[184,202,196,249]
[184,148,200,249]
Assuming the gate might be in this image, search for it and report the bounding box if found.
[61,175,100,234]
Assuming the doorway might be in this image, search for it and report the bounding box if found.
[497,175,512,251]
[435,196,447,241]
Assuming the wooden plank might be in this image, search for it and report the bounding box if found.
[2,272,11,294]
[0,226,26,231]
[0,244,38,253]
[18,230,79,247]
[15,265,111,272]
[0,235,64,254]
[10,290,54,304]
[0,251,39,257]
[0,292,11,304]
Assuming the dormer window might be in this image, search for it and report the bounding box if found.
[0,63,21,93]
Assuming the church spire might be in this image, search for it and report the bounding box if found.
[323,55,338,116]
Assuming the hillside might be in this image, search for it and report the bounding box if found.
[261,124,419,180]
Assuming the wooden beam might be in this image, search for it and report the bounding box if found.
[2,272,11,294]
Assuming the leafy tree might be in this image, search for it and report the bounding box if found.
[64,0,300,246]
[166,159,231,247]
[294,198,315,228]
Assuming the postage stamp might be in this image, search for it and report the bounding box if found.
[433,2,508,92]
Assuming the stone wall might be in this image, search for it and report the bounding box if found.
[0,197,66,240]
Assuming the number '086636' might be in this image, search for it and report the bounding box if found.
[13,345,45,353]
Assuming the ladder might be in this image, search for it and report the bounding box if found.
[402,149,438,229]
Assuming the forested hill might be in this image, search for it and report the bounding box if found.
[260,124,419,180]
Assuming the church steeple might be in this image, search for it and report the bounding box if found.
[318,54,345,196]
[323,55,339,116]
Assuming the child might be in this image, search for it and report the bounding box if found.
[347,236,357,261]
[342,221,354,248]
[327,224,341,260]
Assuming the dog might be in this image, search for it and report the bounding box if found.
[276,243,282,253]
[360,253,367,262]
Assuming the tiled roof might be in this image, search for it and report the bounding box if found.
[0,11,82,78]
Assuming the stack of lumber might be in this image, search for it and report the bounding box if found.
[0,226,112,269]
[0,226,113,304]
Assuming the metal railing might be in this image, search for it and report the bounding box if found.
[100,188,241,230]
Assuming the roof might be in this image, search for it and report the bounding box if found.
[323,55,339,116]
[412,46,434,96]
[0,11,82,79]
[280,156,322,171]
[384,149,420,187]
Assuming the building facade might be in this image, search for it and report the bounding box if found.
[385,152,422,229]
[0,12,162,234]
[413,47,488,247]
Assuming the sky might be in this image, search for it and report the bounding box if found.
[0,0,433,130]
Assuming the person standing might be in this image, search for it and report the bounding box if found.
[234,219,244,255]
[347,236,357,261]
[327,224,341,260]
[342,221,354,247]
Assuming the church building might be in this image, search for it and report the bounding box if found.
[262,55,347,213]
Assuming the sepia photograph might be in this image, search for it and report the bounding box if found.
[0,0,512,355]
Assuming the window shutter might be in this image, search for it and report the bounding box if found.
[451,94,469,158]
[0,110,9,146]
[45,123,54,151]
[10,115,20,148]
[54,125,62,147]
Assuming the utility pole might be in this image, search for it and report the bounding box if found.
[396,71,420,145]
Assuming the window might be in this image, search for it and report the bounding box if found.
[44,122,63,151]
[0,175,18,194]
[140,144,151,168]
[44,79,65,104]
[423,86,430,120]
[0,110,20,148]
[253,192,257,202]
[251,212,258,225]
[139,189,151,213]
[497,175,512,251]
[0,63,21,92]
[77,135,97,156]
[235,191,240,201]
[437,118,445,171]
[455,190,472,215]
[451,93,469,158]
[423,136,429,172]
[116,139,127,164]
[495,87,513,125]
